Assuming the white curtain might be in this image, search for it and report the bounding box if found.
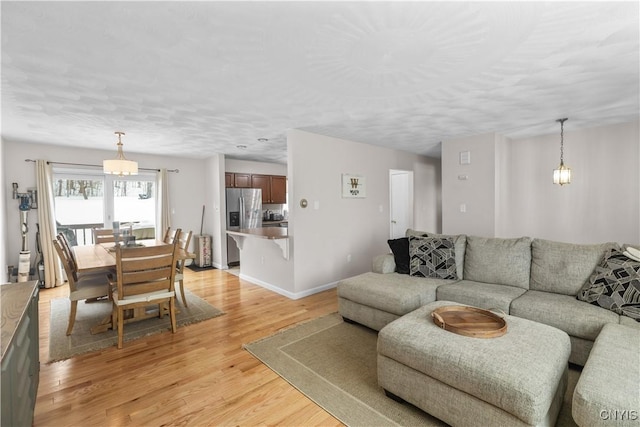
[157,168,171,240]
[36,160,63,288]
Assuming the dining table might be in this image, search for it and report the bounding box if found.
[73,239,195,334]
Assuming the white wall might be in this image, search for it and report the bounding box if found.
[288,129,441,294]
[2,141,208,270]
[441,120,640,245]
[204,154,226,269]
[441,132,498,236]
[225,158,287,176]
[502,120,639,244]
[1,139,7,281]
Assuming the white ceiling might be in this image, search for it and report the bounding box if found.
[2,1,638,164]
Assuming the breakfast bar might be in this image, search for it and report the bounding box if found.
[227,227,289,260]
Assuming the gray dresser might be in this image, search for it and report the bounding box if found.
[1,281,40,427]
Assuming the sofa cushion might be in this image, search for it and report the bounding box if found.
[463,236,531,289]
[406,229,466,279]
[510,290,620,341]
[387,237,410,274]
[577,249,640,322]
[530,238,618,295]
[337,272,451,316]
[408,236,457,280]
[436,280,526,313]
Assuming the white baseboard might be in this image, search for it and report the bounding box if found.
[239,273,337,300]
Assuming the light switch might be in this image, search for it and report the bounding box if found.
[459,151,471,165]
[313,200,320,210]
[460,203,467,213]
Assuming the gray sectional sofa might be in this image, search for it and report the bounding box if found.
[337,229,640,366]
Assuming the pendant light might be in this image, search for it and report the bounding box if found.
[103,131,138,176]
[553,118,571,186]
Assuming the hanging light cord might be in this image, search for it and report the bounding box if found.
[557,118,567,166]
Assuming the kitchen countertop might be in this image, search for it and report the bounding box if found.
[262,220,288,225]
[1,281,38,359]
[227,227,288,239]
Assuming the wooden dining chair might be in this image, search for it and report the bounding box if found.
[93,228,116,244]
[111,230,181,349]
[58,232,113,279]
[53,239,111,335]
[163,227,176,244]
[174,229,193,307]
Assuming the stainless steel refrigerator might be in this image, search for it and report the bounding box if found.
[226,188,262,265]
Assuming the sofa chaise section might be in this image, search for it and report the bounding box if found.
[337,270,454,331]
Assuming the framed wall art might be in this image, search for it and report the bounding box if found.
[342,173,366,198]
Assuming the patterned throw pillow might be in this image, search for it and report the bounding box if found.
[577,249,640,321]
[409,236,457,280]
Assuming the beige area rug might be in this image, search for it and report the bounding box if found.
[244,313,579,427]
[49,289,224,362]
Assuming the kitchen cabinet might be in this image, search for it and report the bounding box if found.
[251,174,287,204]
[271,175,287,204]
[225,172,252,188]
[1,281,39,427]
[250,174,271,203]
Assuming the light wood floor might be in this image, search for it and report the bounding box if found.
[34,268,344,426]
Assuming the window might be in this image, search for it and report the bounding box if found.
[53,169,157,245]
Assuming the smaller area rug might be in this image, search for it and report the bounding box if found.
[244,313,579,427]
[49,289,224,362]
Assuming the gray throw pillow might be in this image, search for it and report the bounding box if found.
[577,249,640,322]
[409,236,457,280]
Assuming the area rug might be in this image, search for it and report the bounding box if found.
[49,289,224,362]
[243,313,579,427]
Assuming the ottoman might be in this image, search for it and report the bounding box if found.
[377,301,571,426]
[572,323,640,427]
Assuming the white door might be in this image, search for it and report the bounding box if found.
[389,170,413,239]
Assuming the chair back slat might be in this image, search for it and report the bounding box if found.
[121,267,174,285]
[120,253,175,273]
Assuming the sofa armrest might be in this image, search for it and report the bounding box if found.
[373,253,396,274]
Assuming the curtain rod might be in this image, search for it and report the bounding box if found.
[24,159,179,173]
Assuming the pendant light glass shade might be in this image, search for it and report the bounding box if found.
[103,131,138,176]
[553,163,571,185]
[553,118,571,186]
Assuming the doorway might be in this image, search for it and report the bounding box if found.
[389,170,414,239]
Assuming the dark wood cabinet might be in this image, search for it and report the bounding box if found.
[250,174,287,204]
[233,173,252,188]
[225,172,252,188]
[227,172,287,203]
[270,175,287,204]
[250,174,271,204]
